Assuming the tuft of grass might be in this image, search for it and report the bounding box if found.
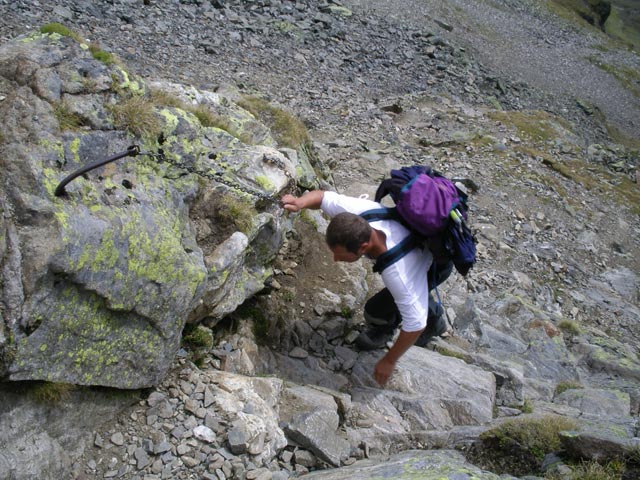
[480,416,578,462]
[236,95,311,149]
[30,382,75,403]
[340,306,353,319]
[182,325,214,368]
[555,380,583,396]
[88,43,115,65]
[189,104,219,128]
[558,319,581,335]
[488,110,571,143]
[520,398,534,414]
[40,22,82,41]
[148,89,185,108]
[109,94,162,139]
[212,192,256,234]
[53,101,83,130]
[182,325,214,350]
[545,459,626,480]
[627,443,640,465]
[235,301,270,345]
[281,290,295,303]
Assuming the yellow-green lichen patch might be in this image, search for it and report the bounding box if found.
[274,21,303,40]
[326,5,353,17]
[122,208,205,295]
[20,31,52,43]
[113,68,146,96]
[89,230,119,272]
[254,175,275,192]
[69,137,81,163]
[158,107,181,133]
[13,284,171,387]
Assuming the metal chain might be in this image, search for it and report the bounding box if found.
[152,150,296,204]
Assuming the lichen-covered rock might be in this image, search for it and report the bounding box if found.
[297,449,519,479]
[559,419,639,462]
[0,32,317,388]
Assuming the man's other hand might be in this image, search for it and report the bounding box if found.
[374,356,396,386]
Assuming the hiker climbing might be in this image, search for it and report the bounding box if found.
[281,165,475,386]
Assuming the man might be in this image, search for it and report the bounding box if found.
[281,189,451,386]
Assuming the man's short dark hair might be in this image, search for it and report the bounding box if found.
[326,212,371,254]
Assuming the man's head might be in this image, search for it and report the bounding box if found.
[326,212,372,262]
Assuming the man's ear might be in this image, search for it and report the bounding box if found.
[358,242,370,255]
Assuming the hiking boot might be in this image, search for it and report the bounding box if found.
[354,323,396,351]
[355,309,399,351]
[414,314,449,347]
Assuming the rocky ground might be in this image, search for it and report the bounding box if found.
[1,0,639,479]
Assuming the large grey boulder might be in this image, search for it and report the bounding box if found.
[345,347,496,455]
[0,383,138,480]
[0,32,316,388]
[284,407,351,467]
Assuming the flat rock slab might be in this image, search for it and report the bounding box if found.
[297,449,518,479]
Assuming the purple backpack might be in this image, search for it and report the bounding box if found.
[362,165,476,275]
[395,173,461,235]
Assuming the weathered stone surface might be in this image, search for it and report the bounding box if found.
[560,419,639,461]
[0,33,310,388]
[284,407,350,467]
[296,449,518,479]
[0,0,639,479]
[554,387,631,418]
[352,348,496,429]
[207,371,287,463]
[0,383,138,480]
[278,384,341,424]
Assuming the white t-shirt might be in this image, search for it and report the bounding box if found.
[320,191,433,332]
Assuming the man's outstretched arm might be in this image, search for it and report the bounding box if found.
[281,190,324,212]
[374,328,423,386]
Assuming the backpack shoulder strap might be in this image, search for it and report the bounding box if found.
[360,207,420,273]
[373,234,420,273]
[360,207,400,222]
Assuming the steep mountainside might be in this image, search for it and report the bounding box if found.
[0,1,639,480]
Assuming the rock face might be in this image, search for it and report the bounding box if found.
[294,449,519,480]
[0,32,315,388]
[0,1,639,479]
[0,383,138,480]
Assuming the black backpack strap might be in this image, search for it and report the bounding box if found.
[361,208,420,273]
[373,234,420,273]
[360,207,401,222]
